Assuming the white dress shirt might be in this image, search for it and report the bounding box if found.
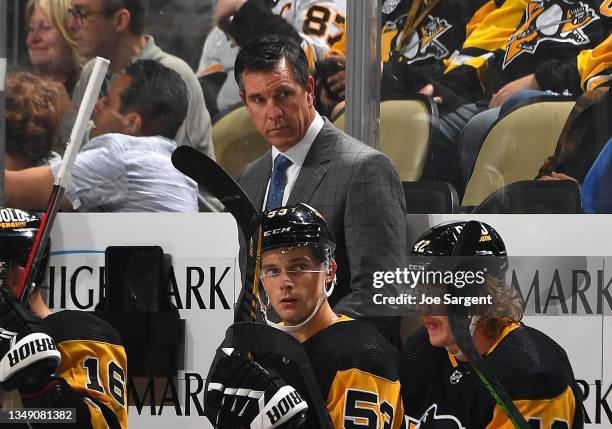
[262,112,325,210]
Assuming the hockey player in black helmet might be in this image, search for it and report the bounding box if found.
[400,220,583,429]
[0,208,127,428]
[205,203,403,428]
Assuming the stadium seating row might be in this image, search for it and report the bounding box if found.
[210,96,583,213]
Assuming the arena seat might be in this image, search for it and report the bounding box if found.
[402,181,459,213]
[211,105,269,178]
[334,96,438,181]
[472,179,582,214]
[462,98,575,207]
[199,72,228,122]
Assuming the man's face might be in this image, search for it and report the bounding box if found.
[260,247,327,326]
[69,0,118,58]
[92,74,132,137]
[240,59,315,152]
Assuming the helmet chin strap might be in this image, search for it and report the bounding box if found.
[260,269,336,334]
[447,315,481,360]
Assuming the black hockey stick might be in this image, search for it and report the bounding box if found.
[17,57,110,303]
[447,221,529,429]
[171,145,261,322]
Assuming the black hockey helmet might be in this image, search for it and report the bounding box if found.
[0,208,49,291]
[411,220,508,276]
[261,203,335,260]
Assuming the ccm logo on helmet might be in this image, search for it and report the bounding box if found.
[263,227,291,237]
[7,337,57,367]
[266,390,304,424]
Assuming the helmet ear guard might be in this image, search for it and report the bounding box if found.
[0,209,49,295]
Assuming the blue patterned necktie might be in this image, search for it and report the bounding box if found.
[265,154,292,210]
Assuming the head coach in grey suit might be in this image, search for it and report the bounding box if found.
[234,34,407,343]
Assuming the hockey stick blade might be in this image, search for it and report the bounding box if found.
[171,145,261,323]
[447,221,529,429]
[18,57,109,303]
[171,146,258,237]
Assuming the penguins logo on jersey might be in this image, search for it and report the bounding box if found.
[504,0,599,68]
[405,404,466,429]
[386,14,452,63]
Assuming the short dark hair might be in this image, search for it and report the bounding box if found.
[234,34,310,92]
[120,60,187,139]
[104,0,145,35]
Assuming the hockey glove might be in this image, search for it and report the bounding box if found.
[206,349,308,429]
[0,289,60,391]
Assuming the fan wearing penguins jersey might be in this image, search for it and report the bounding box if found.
[0,208,127,429]
[205,203,403,428]
[325,0,488,100]
[400,221,583,429]
[199,0,346,117]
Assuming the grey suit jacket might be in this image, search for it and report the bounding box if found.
[237,118,407,330]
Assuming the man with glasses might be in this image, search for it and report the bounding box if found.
[204,203,403,428]
[67,0,218,211]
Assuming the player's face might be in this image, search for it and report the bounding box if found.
[240,59,315,153]
[92,74,132,137]
[420,315,458,350]
[3,265,25,298]
[260,247,327,326]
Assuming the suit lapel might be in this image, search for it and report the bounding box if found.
[243,151,272,212]
[287,119,337,205]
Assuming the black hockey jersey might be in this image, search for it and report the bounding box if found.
[303,315,404,428]
[435,0,611,110]
[400,323,583,429]
[42,311,128,429]
[381,0,487,65]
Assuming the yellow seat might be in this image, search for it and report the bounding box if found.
[462,100,575,207]
[212,106,269,178]
[334,98,435,181]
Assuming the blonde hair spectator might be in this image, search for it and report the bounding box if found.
[26,0,85,92]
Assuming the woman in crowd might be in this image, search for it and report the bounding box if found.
[25,0,84,116]
[5,72,61,169]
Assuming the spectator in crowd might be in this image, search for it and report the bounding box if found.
[4,60,198,213]
[201,0,346,119]
[26,0,84,94]
[26,0,84,125]
[234,35,407,343]
[67,0,218,210]
[581,137,612,213]
[490,33,612,110]
[5,72,60,170]
[324,0,487,116]
[418,0,609,190]
[459,34,612,188]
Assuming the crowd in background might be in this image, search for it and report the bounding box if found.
[4,0,611,215]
